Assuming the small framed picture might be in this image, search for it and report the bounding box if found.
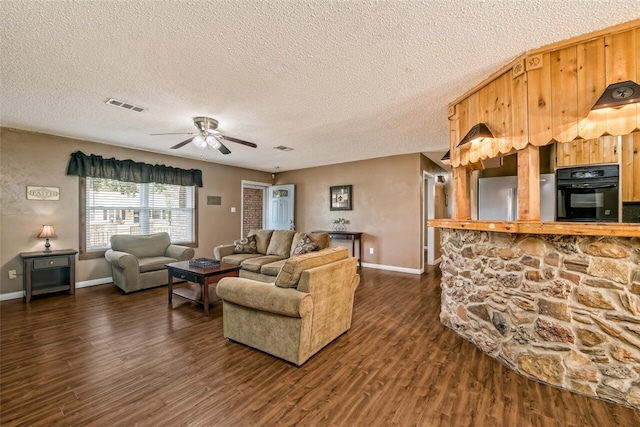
[330,185,352,211]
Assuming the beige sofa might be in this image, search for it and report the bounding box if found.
[216,246,360,365]
[213,229,330,282]
[105,232,195,293]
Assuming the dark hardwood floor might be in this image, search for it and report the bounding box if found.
[1,267,638,426]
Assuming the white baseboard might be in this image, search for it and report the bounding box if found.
[76,277,113,288]
[0,277,113,301]
[361,262,422,275]
[0,291,24,301]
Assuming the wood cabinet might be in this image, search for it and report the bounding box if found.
[622,132,640,202]
[556,136,618,167]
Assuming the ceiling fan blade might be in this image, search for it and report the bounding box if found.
[222,136,258,148]
[170,137,195,149]
[151,132,196,136]
[217,141,231,155]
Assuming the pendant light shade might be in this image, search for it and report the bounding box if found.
[457,123,494,147]
[441,150,450,165]
[591,80,640,110]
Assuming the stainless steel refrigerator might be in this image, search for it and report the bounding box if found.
[478,174,555,221]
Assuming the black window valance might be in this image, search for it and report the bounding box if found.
[66,151,203,187]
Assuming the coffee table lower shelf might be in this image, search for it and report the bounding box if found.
[166,261,241,316]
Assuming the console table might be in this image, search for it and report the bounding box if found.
[312,231,363,268]
[20,249,78,303]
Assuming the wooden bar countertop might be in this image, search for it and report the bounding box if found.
[427,219,640,238]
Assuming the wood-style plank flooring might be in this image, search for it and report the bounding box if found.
[1,267,639,426]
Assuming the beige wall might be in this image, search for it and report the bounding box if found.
[276,154,449,271]
[0,128,271,294]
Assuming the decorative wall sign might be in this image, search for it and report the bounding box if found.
[207,196,222,205]
[330,185,352,211]
[27,186,60,201]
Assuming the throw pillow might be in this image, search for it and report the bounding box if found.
[292,235,319,256]
[233,235,258,254]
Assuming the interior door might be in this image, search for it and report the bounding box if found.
[267,184,295,230]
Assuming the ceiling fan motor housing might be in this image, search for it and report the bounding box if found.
[193,117,219,133]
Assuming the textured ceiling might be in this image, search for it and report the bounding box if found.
[1,1,639,172]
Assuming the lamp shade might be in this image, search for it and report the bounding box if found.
[38,225,56,239]
[591,80,640,110]
[457,123,494,147]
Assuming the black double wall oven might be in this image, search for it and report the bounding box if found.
[556,164,619,222]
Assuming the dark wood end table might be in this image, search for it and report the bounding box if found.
[166,261,241,316]
[20,249,78,303]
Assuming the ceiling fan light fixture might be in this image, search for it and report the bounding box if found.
[192,134,207,149]
[591,80,640,110]
[206,133,221,149]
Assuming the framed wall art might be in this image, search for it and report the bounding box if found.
[330,185,352,211]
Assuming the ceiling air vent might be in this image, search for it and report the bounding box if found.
[274,145,294,151]
[105,98,145,113]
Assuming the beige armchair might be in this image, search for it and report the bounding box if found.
[216,247,360,365]
[105,232,194,293]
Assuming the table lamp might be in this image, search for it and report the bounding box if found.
[38,225,56,253]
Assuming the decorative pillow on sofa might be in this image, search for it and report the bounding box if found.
[292,234,319,256]
[233,235,258,254]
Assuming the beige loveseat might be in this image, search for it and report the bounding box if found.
[213,229,330,282]
[216,246,360,365]
[105,232,195,294]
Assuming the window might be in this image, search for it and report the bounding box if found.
[80,177,197,259]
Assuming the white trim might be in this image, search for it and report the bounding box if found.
[76,277,113,288]
[0,291,24,301]
[361,262,422,275]
[0,277,113,301]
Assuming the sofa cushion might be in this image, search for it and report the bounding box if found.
[138,256,177,273]
[275,247,349,288]
[290,232,330,256]
[260,259,286,277]
[241,255,285,273]
[222,253,263,266]
[110,233,171,258]
[292,234,319,256]
[233,235,258,254]
[249,229,274,254]
[266,230,296,258]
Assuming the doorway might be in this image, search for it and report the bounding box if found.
[423,173,435,268]
[241,181,296,237]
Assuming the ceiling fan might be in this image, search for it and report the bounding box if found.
[152,116,257,155]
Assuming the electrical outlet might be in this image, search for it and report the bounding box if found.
[369,248,374,255]
[231,207,236,213]
[8,270,17,279]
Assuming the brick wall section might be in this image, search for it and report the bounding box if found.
[439,228,640,410]
[243,188,263,237]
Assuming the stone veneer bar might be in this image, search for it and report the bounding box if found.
[438,228,640,410]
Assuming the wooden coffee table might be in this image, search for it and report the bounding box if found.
[166,261,241,316]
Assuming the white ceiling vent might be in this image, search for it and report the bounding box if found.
[274,145,294,151]
[105,98,145,113]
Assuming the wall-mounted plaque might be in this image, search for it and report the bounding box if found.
[207,196,222,205]
[27,186,60,201]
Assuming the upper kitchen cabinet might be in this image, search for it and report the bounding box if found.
[556,135,618,167]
